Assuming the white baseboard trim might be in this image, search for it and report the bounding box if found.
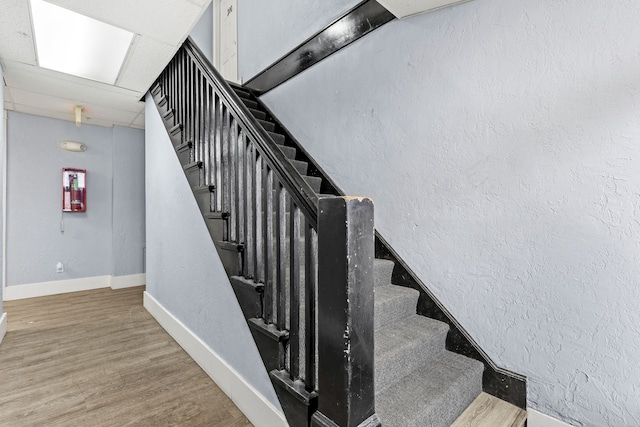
[528,408,575,427]
[0,312,7,345]
[111,273,146,289]
[3,273,147,301]
[3,275,112,301]
[143,291,286,427]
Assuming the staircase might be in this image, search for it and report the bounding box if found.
[150,37,524,427]
[223,84,485,427]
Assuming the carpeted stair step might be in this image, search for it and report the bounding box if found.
[257,118,276,132]
[374,258,395,288]
[231,87,252,100]
[277,145,297,159]
[268,131,286,145]
[249,108,267,120]
[375,315,449,394]
[290,159,309,175]
[374,285,419,331]
[240,98,259,110]
[376,351,484,427]
[303,176,322,193]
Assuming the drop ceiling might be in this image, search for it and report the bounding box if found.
[0,0,212,129]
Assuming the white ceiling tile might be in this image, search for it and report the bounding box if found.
[4,60,142,97]
[10,88,77,115]
[14,103,83,124]
[0,0,37,64]
[81,104,140,125]
[5,63,144,112]
[14,103,137,129]
[9,87,142,123]
[117,37,177,92]
[49,0,209,45]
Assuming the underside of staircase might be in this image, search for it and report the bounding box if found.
[150,37,526,427]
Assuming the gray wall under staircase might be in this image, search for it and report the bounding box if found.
[239,0,640,425]
[144,93,281,410]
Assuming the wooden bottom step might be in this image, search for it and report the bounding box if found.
[451,392,526,427]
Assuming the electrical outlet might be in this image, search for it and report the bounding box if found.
[56,262,64,273]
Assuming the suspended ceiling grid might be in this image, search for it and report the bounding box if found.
[0,0,211,129]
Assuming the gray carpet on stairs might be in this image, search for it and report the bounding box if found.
[372,259,484,426]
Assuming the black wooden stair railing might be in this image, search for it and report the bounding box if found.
[151,37,381,427]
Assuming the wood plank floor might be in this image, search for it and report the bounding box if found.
[0,286,252,427]
[451,392,527,427]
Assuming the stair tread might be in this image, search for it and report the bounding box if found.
[268,131,286,145]
[183,161,202,170]
[451,392,527,427]
[241,98,259,109]
[375,315,449,393]
[192,185,215,193]
[303,176,322,193]
[175,141,192,150]
[376,351,484,427]
[289,159,309,175]
[204,212,228,219]
[374,284,419,331]
[257,118,276,132]
[249,108,266,120]
[278,145,297,159]
[231,87,252,100]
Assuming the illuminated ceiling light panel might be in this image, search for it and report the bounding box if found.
[30,0,134,85]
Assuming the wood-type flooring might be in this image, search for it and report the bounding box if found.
[451,392,527,427]
[0,286,252,426]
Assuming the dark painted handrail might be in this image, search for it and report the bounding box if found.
[184,38,320,228]
[154,37,379,427]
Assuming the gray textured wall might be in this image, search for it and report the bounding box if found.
[6,112,113,285]
[5,112,145,287]
[112,126,145,276]
[190,2,213,63]
[244,0,640,425]
[237,0,360,81]
[144,93,280,408]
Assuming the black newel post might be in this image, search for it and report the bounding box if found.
[311,197,381,427]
